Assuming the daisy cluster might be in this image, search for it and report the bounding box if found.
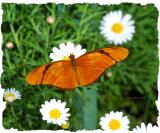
[100,112,160,132]
[3,41,159,132]
[2,9,158,132]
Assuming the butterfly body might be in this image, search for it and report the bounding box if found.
[26,47,129,90]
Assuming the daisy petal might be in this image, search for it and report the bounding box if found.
[49,42,87,61]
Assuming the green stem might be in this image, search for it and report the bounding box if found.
[10,104,16,119]
[45,25,49,62]
[29,19,40,34]
[77,4,88,41]
[83,88,97,129]
[10,24,22,57]
[81,11,106,25]
[72,88,97,130]
[144,99,150,123]
[5,50,14,74]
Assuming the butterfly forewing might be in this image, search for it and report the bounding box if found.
[26,61,78,90]
[26,63,50,85]
[101,47,129,62]
[75,51,116,86]
[74,47,129,86]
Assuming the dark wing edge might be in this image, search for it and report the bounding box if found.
[26,62,53,85]
[100,47,129,62]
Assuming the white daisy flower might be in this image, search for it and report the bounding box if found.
[100,10,135,45]
[3,88,21,103]
[100,111,130,131]
[40,99,70,126]
[133,123,158,132]
[49,41,86,61]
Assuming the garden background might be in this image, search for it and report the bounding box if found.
[1,3,159,131]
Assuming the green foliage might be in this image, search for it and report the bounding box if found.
[1,3,158,131]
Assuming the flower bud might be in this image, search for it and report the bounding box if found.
[47,16,55,24]
[6,41,14,49]
[107,72,112,78]
[61,121,70,129]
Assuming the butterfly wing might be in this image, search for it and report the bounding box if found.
[26,47,128,90]
[101,47,129,61]
[75,47,129,86]
[26,61,78,90]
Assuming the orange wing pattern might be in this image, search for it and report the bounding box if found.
[26,46,129,90]
[101,47,129,61]
[26,61,78,90]
[75,47,128,86]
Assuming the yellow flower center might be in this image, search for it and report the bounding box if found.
[109,119,121,130]
[112,23,124,33]
[62,56,70,60]
[49,109,61,119]
[61,122,70,129]
[4,93,16,102]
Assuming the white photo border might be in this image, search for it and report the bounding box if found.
[0,0,160,132]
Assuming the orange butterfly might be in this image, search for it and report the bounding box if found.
[26,46,128,90]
